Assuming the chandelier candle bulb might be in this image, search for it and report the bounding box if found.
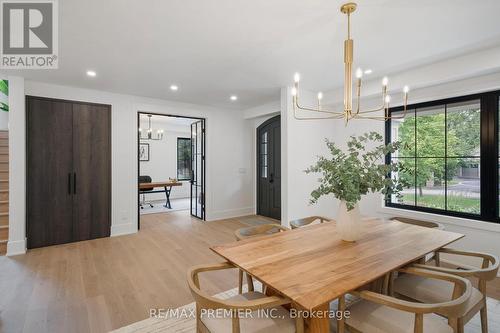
[382,76,389,86]
[291,87,297,96]
[294,73,300,83]
[355,68,363,79]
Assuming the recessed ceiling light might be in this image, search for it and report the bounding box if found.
[170,85,178,91]
[86,70,97,77]
[364,69,373,75]
[230,95,238,101]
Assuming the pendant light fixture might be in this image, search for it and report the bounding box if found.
[139,114,164,141]
[292,2,410,124]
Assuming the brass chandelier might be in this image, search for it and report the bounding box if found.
[292,2,409,124]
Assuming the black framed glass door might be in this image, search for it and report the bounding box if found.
[191,120,205,219]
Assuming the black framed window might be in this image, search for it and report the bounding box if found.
[177,138,191,181]
[386,90,499,223]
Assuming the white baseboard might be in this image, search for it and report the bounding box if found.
[111,222,137,237]
[206,207,255,221]
[7,239,27,256]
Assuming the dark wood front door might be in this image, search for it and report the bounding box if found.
[27,96,111,249]
[257,115,281,220]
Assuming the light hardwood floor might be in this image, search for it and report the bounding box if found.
[0,212,499,333]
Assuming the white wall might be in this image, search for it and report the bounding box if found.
[7,79,254,255]
[7,77,25,255]
[139,119,191,201]
[280,87,341,226]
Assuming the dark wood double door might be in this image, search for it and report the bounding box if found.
[27,96,111,249]
[257,115,281,220]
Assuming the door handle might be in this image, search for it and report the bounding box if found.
[73,173,77,194]
[68,173,72,195]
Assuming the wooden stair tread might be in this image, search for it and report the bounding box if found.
[0,212,8,216]
[0,190,8,193]
[0,225,7,229]
[0,200,8,203]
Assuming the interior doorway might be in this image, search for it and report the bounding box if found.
[137,112,206,229]
[256,115,281,220]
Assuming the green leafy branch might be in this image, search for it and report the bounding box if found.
[305,131,410,211]
[0,80,8,112]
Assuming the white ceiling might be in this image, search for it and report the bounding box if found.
[4,0,500,110]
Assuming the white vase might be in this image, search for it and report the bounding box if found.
[336,200,361,242]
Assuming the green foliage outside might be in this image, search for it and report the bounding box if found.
[306,132,409,211]
[402,194,480,214]
[0,80,8,112]
[396,107,480,196]
[177,139,191,180]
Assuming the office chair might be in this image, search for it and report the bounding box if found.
[139,175,154,209]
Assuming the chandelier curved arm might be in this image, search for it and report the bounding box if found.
[293,104,345,120]
[353,104,409,121]
[293,93,344,115]
[356,85,388,115]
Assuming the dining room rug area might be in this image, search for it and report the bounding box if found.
[110,284,499,333]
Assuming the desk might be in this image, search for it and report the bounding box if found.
[212,217,463,333]
[139,181,183,209]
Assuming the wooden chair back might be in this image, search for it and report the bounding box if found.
[234,224,288,241]
[187,262,303,333]
[390,217,444,230]
[290,216,331,229]
[339,267,472,333]
[413,248,499,292]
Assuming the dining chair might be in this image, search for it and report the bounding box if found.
[390,217,444,230]
[289,216,332,229]
[390,217,444,265]
[337,267,472,333]
[187,262,304,333]
[234,224,289,294]
[393,248,499,333]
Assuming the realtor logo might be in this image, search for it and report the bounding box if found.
[1,0,58,69]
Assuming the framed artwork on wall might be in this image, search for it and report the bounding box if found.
[139,143,150,161]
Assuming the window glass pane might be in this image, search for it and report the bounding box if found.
[261,154,267,167]
[416,105,445,157]
[177,138,191,180]
[391,110,415,158]
[390,158,415,205]
[416,158,445,209]
[446,158,480,214]
[388,96,485,219]
[447,100,480,157]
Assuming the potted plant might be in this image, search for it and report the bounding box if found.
[306,132,408,241]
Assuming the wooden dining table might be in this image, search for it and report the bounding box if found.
[211,217,464,333]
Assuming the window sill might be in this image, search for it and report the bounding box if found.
[377,206,500,233]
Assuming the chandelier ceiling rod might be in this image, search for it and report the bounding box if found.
[291,2,410,124]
